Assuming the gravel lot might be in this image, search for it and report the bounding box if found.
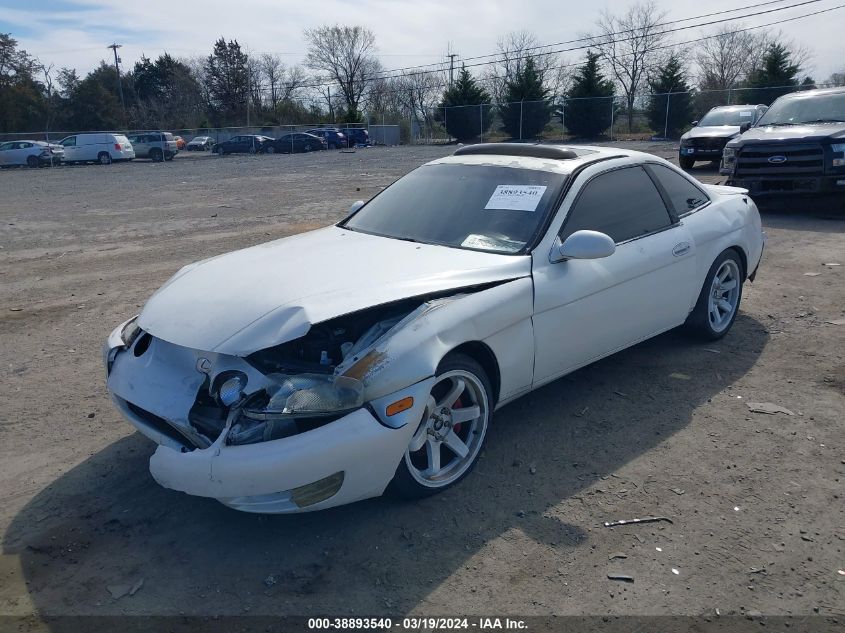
[0,143,843,625]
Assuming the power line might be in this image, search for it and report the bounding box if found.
[270,0,841,93]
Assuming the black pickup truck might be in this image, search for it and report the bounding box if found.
[720,87,845,204]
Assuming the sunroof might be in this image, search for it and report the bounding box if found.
[454,143,595,160]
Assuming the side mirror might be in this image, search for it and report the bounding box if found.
[347,200,365,216]
[739,122,751,133]
[551,230,616,263]
[690,120,699,127]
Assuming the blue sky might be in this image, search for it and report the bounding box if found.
[1,0,841,81]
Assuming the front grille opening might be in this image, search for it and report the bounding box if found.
[125,400,198,449]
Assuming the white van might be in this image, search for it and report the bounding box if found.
[59,133,135,165]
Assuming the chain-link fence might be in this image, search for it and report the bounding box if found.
[2,82,842,151]
[410,82,844,144]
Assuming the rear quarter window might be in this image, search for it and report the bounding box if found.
[646,164,709,216]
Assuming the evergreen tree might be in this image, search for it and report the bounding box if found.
[435,67,492,142]
[646,55,692,138]
[0,33,48,133]
[62,62,126,131]
[204,38,249,126]
[742,42,800,105]
[499,56,552,139]
[564,51,615,139]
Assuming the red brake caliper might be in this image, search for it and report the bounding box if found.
[453,397,463,434]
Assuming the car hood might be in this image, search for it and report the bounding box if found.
[682,126,740,141]
[732,122,845,145]
[138,225,531,356]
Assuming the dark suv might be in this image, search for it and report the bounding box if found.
[678,105,767,170]
[338,127,370,147]
[721,87,845,203]
[305,128,346,149]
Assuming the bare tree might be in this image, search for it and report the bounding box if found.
[394,68,445,134]
[483,31,571,102]
[592,0,668,132]
[304,25,379,119]
[694,25,764,94]
[257,54,307,108]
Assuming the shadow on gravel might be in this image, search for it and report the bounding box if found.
[3,314,768,619]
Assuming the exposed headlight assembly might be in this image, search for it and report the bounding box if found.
[228,374,364,445]
[722,147,737,160]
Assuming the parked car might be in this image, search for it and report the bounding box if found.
[186,136,214,151]
[59,133,134,165]
[212,135,273,155]
[174,135,186,150]
[678,105,767,170]
[721,86,845,203]
[104,143,764,514]
[0,140,64,167]
[126,131,178,162]
[267,133,327,153]
[339,127,370,147]
[305,128,346,149]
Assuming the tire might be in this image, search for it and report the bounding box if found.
[248,145,257,154]
[265,145,276,154]
[684,248,745,341]
[304,144,313,152]
[26,155,39,168]
[98,152,112,165]
[151,148,164,162]
[214,146,224,155]
[679,156,695,170]
[389,353,492,499]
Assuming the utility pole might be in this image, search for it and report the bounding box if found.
[107,43,126,111]
[448,53,457,87]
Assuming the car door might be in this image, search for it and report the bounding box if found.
[532,165,698,386]
[0,142,12,165]
[60,136,78,161]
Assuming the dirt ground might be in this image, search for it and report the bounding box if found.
[0,143,843,627]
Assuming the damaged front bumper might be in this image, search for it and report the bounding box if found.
[105,328,434,513]
[148,406,419,513]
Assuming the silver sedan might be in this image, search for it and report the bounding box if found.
[0,140,64,167]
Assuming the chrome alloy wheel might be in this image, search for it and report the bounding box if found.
[708,259,740,332]
[404,369,489,488]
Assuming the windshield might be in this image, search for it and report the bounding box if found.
[757,92,845,125]
[699,108,756,126]
[341,163,567,254]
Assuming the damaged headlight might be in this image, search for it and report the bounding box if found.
[228,374,364,445]
[120,316,142,347]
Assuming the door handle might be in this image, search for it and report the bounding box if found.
[672,242,691,256]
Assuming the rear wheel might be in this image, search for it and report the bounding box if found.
[248,145,257,154]
[679,156,695,170]
[151,148,164,162]
[98,152,112,165]
[266,145,276,154]
[685,248,744,340]
[389,353,492,499]
[26,155,39,168]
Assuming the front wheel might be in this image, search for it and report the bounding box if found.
[685,249,744,340]
[304,144,313,152]
[265,145,276,154]
[389,353,492,499]
[679,155,695,170]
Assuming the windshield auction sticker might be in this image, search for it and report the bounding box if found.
[484,185,547,211]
